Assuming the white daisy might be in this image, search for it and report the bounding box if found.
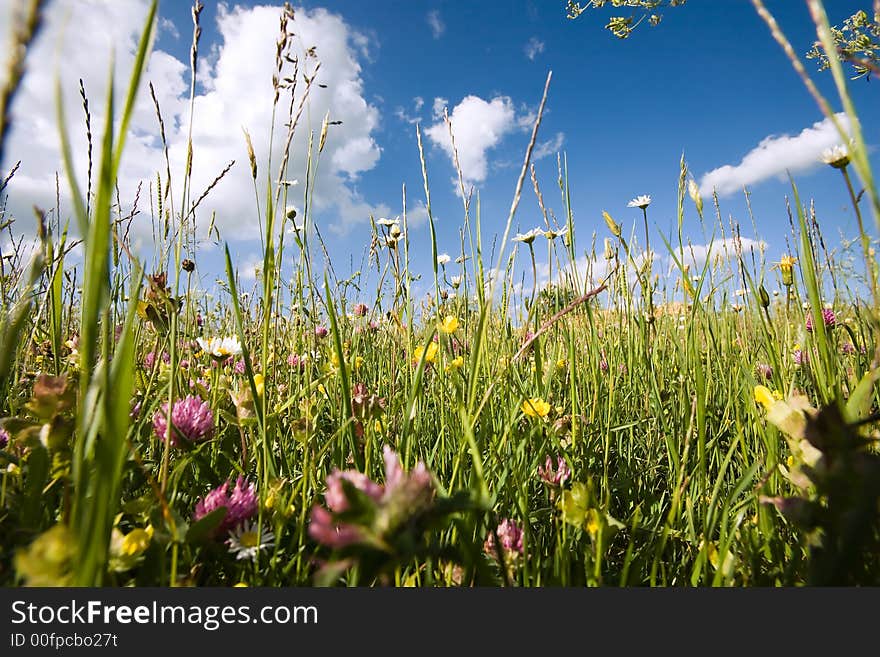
[820,144,849,169]
[226,521,275,561]
[513,227,543,245]
[627,195,652,209]
[450,275,462,288]
[376,216,400,227]
[437,253,451,266]
[197,336,242,360]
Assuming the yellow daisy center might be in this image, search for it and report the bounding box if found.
[238,531,259,548]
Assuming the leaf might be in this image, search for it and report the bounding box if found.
[845,366,880,422]
[560,482,589,527]
[185,507,227,545]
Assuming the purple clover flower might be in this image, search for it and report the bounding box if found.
[194,476,258,535]
[152,394,214,446]
[806,307,837,332]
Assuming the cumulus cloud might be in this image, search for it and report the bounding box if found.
[427,10,445,39]
[699,113,851,197]
[0,1,387,246]
[524,37,544,61]
[424,95,524,189]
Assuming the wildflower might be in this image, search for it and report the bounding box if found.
[753,385,777,411]
[448,355,464,371]
[543,226,568,240]
[376,216,399,227]
[805,307,836,332]
[484,519,524,558]
[196,337,242,361]
[627,195,651,209]
[538,456,571,486]
[196,312,204,328]
[450,275,462,288]
[287,353,306,371]
[755,363,773,380]
[143,351,170,369]
[775,255,797,287]
[308,445,435,549]
[793,348,808,366]
[252,373,265,397]
[555,358,567,373]
[352,303,368,317]
[226,521,275,561]
[285,205,299,221]
[521,397,551,419]
[353,355,365,371]
[194,476,259,535]
[109,526,152,572]
[0,426,9,449]
[351,383,387,419]
[841,342,856,355]
[233,359,246,375]
[437,253,451,266]
[414,341,439,365]
[820,144,850,169]
[513,227,543,244]
[439,315,459,334]
[314,326,329,339]
[152,395,214,446]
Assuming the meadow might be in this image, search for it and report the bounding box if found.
[1,0,880,587]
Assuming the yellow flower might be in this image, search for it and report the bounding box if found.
[414,342,439,365]
[317,383,327,396]
[353,355,365,371]
[556,358,567,372]
[233,582,249,587]
[753,385,776,411]
[253,373,265,397]
[585,508,601,537]
[449,356,464,370]
[775,255,797,286]
[374,418,384,433]
[120,528,152,557]
[521,397,551,418]
[439,315,460,334]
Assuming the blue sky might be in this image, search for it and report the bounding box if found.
[1,0,877,308]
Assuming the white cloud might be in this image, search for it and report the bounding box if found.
[0,1,387,245]
[404,200,431,229]
[427,10,445,39]
[534,132,565,160]
[699,113,851,197]
[524,37,544,61]
[432,97,448,120]
[424,95,520,188]
[159,17,180,40]
[394,96,424,125]
[669,238,767,273]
